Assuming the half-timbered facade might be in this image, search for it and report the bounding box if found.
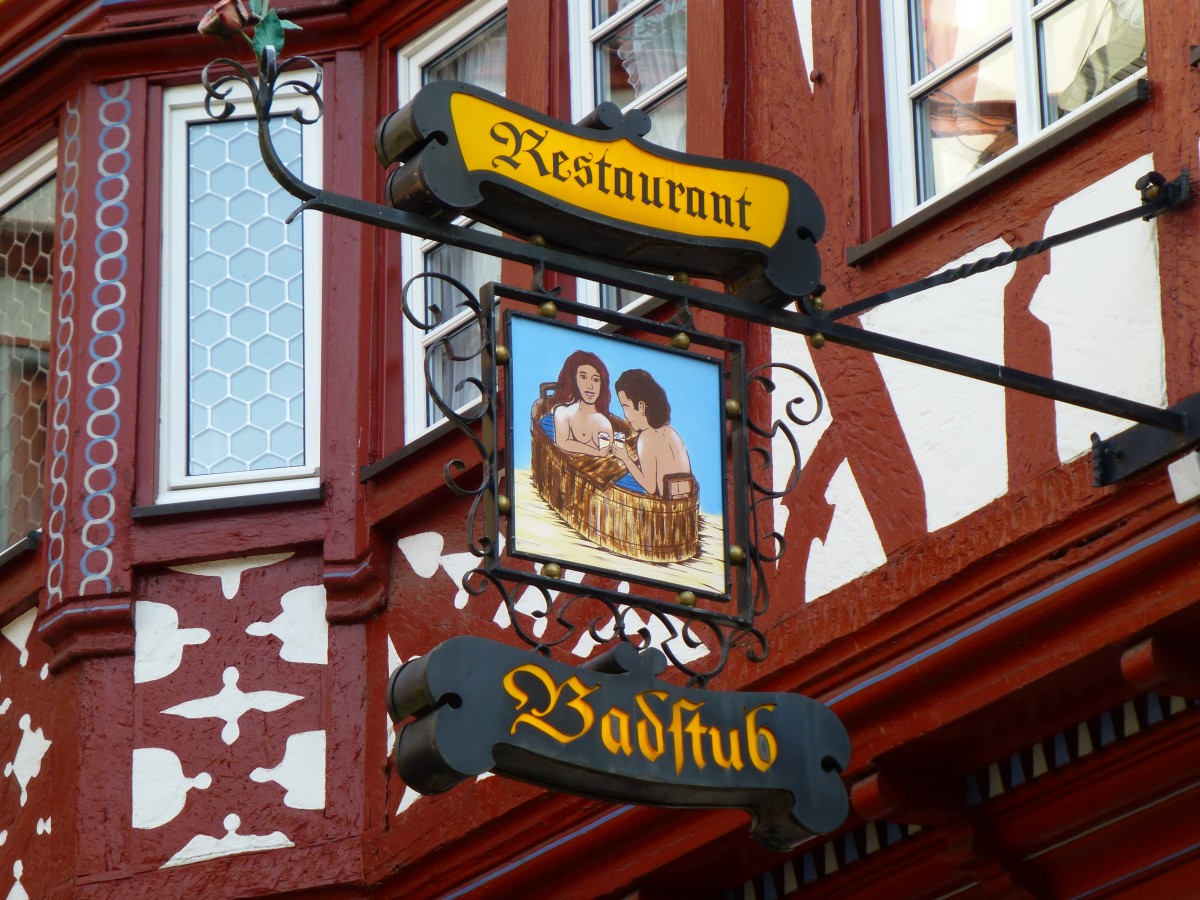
[1,0,1198,897]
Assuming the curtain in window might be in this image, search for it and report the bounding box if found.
[426,16,508,95]
[1052,0,1145,117]
[614,0,686,98]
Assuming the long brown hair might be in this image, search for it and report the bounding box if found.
[553,350,611,412]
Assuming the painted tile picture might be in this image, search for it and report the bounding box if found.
[506,313,728,596]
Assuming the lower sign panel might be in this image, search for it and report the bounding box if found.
[387,636,851,851]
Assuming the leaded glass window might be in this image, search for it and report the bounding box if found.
[0,153,54,548]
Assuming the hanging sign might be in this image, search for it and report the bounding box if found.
[376,82,826,304]
[387,636,851,852]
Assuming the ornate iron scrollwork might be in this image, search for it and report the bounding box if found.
[201,46,322,204]
[396,276,822,685]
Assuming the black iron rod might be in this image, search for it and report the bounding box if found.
[299,190,1186,433]
[827,187,1186,322]
[812,319,1187,432]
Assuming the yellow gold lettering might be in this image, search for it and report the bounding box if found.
[502,664,597,745]
[601,707,633,756]
[709,727,744,770]
[746,704,778,772]
[453,94,791,245]
[635,690,668,762]
[668,697,706,775]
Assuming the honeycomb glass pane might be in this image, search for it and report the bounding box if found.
[0,176,54,549]
[187,116,305,475]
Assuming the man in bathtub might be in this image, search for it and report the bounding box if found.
[611,368,693,498]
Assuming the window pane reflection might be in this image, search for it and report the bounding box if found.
[423,225,500,327]
[1040,0,1145,124]
[422,225,499,427]
[595,0,686,108]
[644,85,686,151]
[911,0,1011,78]
[425,15,508,95]
[915,42,1016,200]
[426,325,483,427]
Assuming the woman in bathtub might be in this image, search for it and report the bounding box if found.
[551,350,614,457]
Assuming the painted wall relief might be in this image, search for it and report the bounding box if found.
[0,610,57,899]
[131,553,329,870]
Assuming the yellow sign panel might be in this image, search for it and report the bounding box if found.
[377,82,825,300]
[451,92,789,247]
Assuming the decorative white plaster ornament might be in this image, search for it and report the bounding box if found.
[399,531,503,609]
[160,814,294,868]
[134,601,211,683]
[161,667,303,745]
[4,714,51,806]
[249,730,326,809]
[396,532,444,579]
[131,748,213,829]
[245,585,328,664]
[169,552,294,599]
[1,610,35,668]
[5,860,27,900]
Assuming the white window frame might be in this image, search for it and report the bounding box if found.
[568,0,688,316]
[881,0,1147,222]
[398,0,506,442]
[0,141,57,551]
[159,80,323,504]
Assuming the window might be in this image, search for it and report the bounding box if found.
[570,0,687,311]
[159,81,323,503]
[881,0,1146,217]
[399,0,507,440]
[0,144,55,551]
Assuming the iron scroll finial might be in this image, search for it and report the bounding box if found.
[200,46,323,206]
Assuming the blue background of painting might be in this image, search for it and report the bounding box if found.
[509,315,725,516]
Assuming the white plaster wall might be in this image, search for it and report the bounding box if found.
[791,0,814,81]
[770,329,833,539]
[1030,155,1166,461]
[805,459,887,603]
[862,239,1012,532]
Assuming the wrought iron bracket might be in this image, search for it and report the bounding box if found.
[201,47,1200,679]
[1092,392,1200,486]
